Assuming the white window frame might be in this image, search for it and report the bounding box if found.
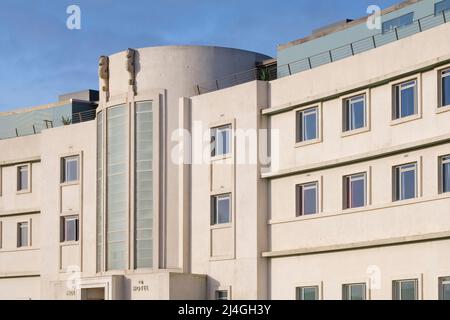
[211,194,231,225]
[393,279,418,300]
[296,107,319,143]
[211,125,231,158]
[16,164,31,193]
[0,221,2,249]
[62,215,79,242]
[296,286,319,300]
[296,182,318,216]
[342,283,367,300]
[393,163,418,201]
[17,221,30,248]
[343,94,366,132]
[343,173,367,210]
[441,155,450,194]
[61,155,80,184]
[393,79,418,120]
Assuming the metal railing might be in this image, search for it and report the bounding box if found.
[71,108,97,124]
[1,108,97,140]
[195,9,450,95]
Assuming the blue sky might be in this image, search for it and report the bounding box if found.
[0,0,400,111]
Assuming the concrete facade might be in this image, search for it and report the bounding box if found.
[1,0,450,300]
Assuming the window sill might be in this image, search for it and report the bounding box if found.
[390,114,421,126]
[211,154,232,162]
[210,223,232,230]
[16,189,31,195]
[436,105,450,114]
[341,127,370,138]
[60,241,79,247]
[295,138,322,148]
[60,181,80,187]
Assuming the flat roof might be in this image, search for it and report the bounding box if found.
[277,0,422,51]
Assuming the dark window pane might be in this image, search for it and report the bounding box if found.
[435,0,450,15]
[382,12,414,33]
[303,111,317,141]
[351,285,364,300]
[302,287,317,300]
[444,162,450,193]
[351,99,365,130]
[217,196,230,224]
[400,85,416,117]
[443,282,450,300]
[351,177,365,208]
[400,281,417,300]
[401,168,416,200]
[303,186,317,215]
[442,74,450,107]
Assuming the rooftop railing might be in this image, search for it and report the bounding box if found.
[0,108,97,140]
[195,9,450,95]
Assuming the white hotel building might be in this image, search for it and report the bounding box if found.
[1,0,450,300]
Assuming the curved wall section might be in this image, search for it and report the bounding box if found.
[96,45,270,272]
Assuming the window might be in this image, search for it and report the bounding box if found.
[296,107,318,143]
[61,156,79,183]
[17,165,29,192]
[343,173,367,209]
[439,277,450,300]
[382,12,414,34]
[435,0,450,16]
[393,279,418,300]
[393,80,417,120]
[296,286,319,300]
[61,216,79,242]
[211,125,231,157]
[17,222,29,247]
[211,194,231,225]
[343,95,366,132]
[296,182,318,216]
[343,283,366,300]
[216,290,228,300]
[441,155,450,194]
[393,163,417,201]
[440,68,450,108]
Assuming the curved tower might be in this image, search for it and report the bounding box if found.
[95,46,270,273]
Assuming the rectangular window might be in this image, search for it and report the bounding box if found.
[216,290,228,300]
[343,283,366,300]
[61,156,79,183]
[435,0,450,15]
[343,173,367,209]
[393,163,417,201]
[61,216,79,242]
[211,194,231,225]
[441,68,450,108]
[296,182,318,216]
[296,107,318,143]
[382,12,414,34]
[393,279,418,300]
[344,95,366,132]
[135,101,154,269]
[17,222,29,247]
[296,286,319,300]
[211,125,231,157]
[17,165,29,191]
[441,155,450,194]
[439,277,450,300]
[393,80,417,120]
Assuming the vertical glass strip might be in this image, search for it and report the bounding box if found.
[107,105,128,270]
[96,112,103,272]
[135,101,153,268]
